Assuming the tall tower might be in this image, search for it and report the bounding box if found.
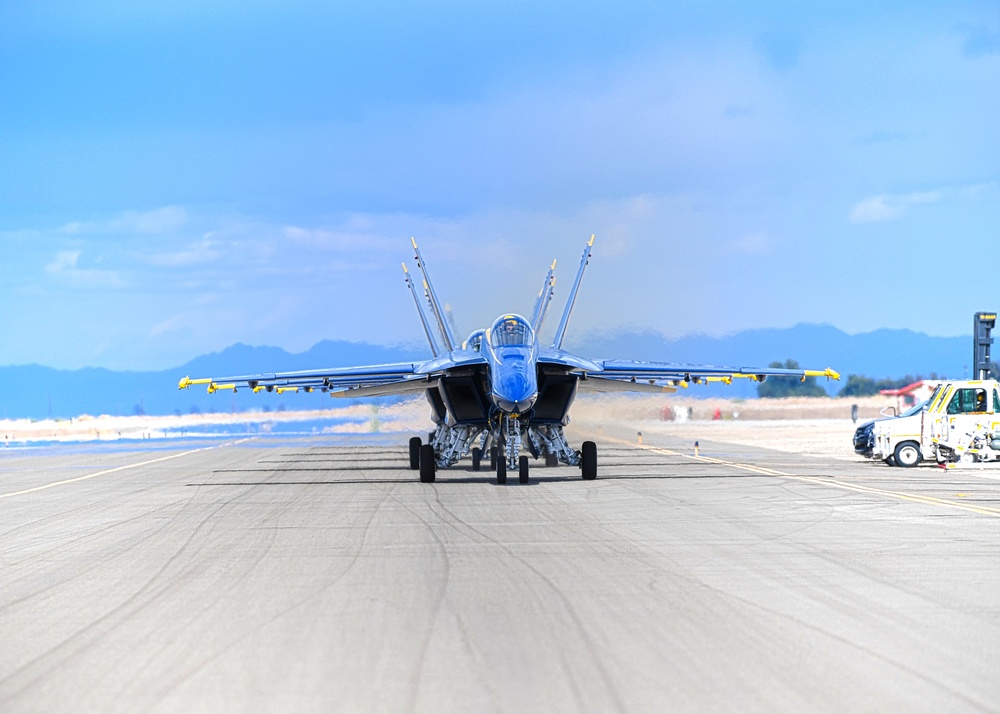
[973,311,996,380]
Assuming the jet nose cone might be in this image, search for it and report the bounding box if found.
[495,372,537,413]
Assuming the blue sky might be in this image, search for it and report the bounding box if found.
[1,1,998,370]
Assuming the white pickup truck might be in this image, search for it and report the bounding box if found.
[871,380,1000,467]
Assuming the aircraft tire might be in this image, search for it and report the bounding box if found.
[519,455,529,484]
[581,441,597,480]
[408,436,422,470]
[894,441,922,468]
[490,447,498,470]
[544,453,558,467]
[472,447,482,471]
[419,444,436,483]
[497,457,507,485]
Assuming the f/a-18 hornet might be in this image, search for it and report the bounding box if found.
[179,236,839,484]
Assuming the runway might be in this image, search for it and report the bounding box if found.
[2,431,999,713]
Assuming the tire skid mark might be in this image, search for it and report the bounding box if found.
[381,484,458,711]
[0,481,256,700]
[571,440,993,706]
[136,459,390,705]
[414,487,627,714]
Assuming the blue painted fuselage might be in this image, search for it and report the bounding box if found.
[484,314,538,414]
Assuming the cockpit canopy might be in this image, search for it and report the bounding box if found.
[488,314,535,348]
[464,329,486,352]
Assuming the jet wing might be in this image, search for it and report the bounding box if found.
[178,353,488,398]
[591,359,840,386]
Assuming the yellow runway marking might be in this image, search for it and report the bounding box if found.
[609,438,1000,518]
[0,438,251,500]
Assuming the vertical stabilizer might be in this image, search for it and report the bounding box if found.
[411,238,457,352]
[529,259,557,333]
[402,263,440,357]
[551,235,594,349]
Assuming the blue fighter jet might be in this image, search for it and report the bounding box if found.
[179,236,839,484]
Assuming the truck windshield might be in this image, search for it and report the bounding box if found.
[900,399,929,418]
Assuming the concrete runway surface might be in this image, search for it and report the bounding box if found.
[2,430,999,713]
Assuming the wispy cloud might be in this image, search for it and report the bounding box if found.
[59,206,188,235]
[146,237,221,268]
[960,25,1000,58]
[849,190,944,223]
[45,250,126,289]
[723,232,775,255]
[282,224,393,251]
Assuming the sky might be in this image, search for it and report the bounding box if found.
[1,1,998,370]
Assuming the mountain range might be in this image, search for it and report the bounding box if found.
[0,324,975,420]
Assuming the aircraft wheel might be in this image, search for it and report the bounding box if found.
[408,436,422,470]
[519,455,529,483]
[472,447,482,471]
[490,446,498,470]
[544,453,558,467]
[581,441,597,480]
[894,441,922,468]
[496,456,507,484]
[419,444,436,483]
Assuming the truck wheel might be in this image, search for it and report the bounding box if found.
[894,441,922,468]
[883,456,896,466]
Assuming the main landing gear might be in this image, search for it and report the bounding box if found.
[409,436,437,483]
[408,432,599,484]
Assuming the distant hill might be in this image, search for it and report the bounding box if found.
[568,323,969,398]
[0,341,426,421]
[0,324,973,420]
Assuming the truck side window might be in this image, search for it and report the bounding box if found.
[947,388,988,414]
[995,389,1000,413]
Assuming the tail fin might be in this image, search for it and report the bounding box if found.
[411,237,457,352]
[402,263,440,357]
[529,260,557,332]
[550,235,594,349]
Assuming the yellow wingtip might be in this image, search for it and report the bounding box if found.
[179,376,212,390]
